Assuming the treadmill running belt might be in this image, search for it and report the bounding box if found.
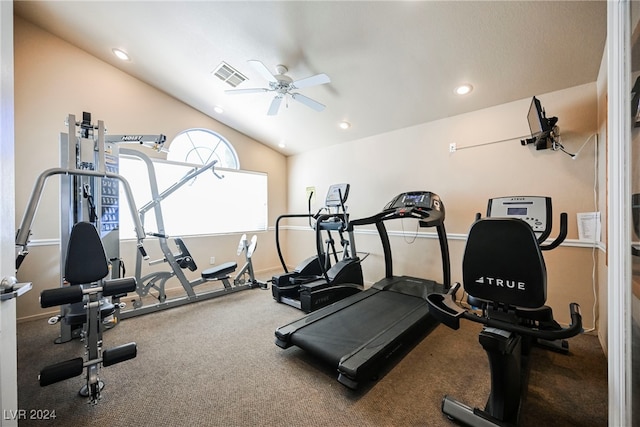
[290,290,428,365]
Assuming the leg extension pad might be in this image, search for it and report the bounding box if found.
[103,277,137,297]
[39,357,84,386]
[40,286,83,308]
[103,342,137,367]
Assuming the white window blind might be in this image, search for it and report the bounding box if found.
[118,156,267,239]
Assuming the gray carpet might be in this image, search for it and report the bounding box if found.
[16,284,607,426]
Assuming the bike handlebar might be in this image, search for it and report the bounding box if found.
[427,291,583,341]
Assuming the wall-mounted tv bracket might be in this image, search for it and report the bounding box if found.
[521,96,559,151]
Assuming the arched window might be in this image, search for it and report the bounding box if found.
[167,128,239,169]
[118,128,267,238]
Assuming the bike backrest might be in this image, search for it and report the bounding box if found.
[463,218,546,309]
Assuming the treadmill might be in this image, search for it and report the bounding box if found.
[275,191,451,389]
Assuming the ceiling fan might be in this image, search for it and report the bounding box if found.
[225,60,331,116]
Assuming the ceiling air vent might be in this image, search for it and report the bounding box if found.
[212,62,248,88]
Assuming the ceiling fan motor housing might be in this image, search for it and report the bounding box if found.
[271,74,293,94]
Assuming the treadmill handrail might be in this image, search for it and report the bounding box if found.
[348,207,419,229]
[347,207,450,286]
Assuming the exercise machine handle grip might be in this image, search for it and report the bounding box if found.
[426,286,465,330]
[569,302,583,333]
[40,285,83,308]
[147,232,168,238]
[347,207,396,228]
[275,213,316,273]
[16,252,27,270]
[465,302,583,340]
[540,212,568,251]
[429,292,583,341]
[137,244,149,260]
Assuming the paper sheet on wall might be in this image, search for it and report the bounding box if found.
[577,212,601,242]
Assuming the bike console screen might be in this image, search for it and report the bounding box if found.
[487,196,551,237]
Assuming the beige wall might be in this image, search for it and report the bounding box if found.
[286,83,602,329]
[13,17,287,320]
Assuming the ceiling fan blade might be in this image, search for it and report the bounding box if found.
[291,93,326,112]
[291,73,330,89]
[225,88,270,95]
[267,96,283,116]
[248,60,277,83]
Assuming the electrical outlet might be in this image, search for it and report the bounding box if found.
[209,256,215,265]
[449,143,457,153]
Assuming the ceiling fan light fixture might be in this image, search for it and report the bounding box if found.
[227,60,330,116]
[339,121,351,130]
[454,83,473,95]
[112,48,130,61]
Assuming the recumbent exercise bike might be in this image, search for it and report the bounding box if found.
[427,201,583,426]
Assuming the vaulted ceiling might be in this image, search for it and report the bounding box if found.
[14,1,607,155]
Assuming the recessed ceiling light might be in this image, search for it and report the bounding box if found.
[278,141,286,148]
[455,84,473,95]
[112,48,130,61]
[339,121,351,130]
[213,106,224,114]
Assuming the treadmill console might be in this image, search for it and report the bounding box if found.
[487,196,551,238]
[383,191,445,226]
[385,191,441,211]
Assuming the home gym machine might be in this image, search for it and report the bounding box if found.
[426,215,582,427]
[235,233,266,287]
[118,147,266,319]
[276,191,451,389]
[271,183,364,312]
[15,112,158,343]
[15,112,152,402]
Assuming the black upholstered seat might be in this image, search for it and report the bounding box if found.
[65,222,109,285]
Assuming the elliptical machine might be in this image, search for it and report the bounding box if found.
[426,196,583,426]
[272,184,364,312]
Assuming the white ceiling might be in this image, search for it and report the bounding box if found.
[14,1,606,156]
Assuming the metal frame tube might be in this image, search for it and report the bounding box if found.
[15,167,146,253]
